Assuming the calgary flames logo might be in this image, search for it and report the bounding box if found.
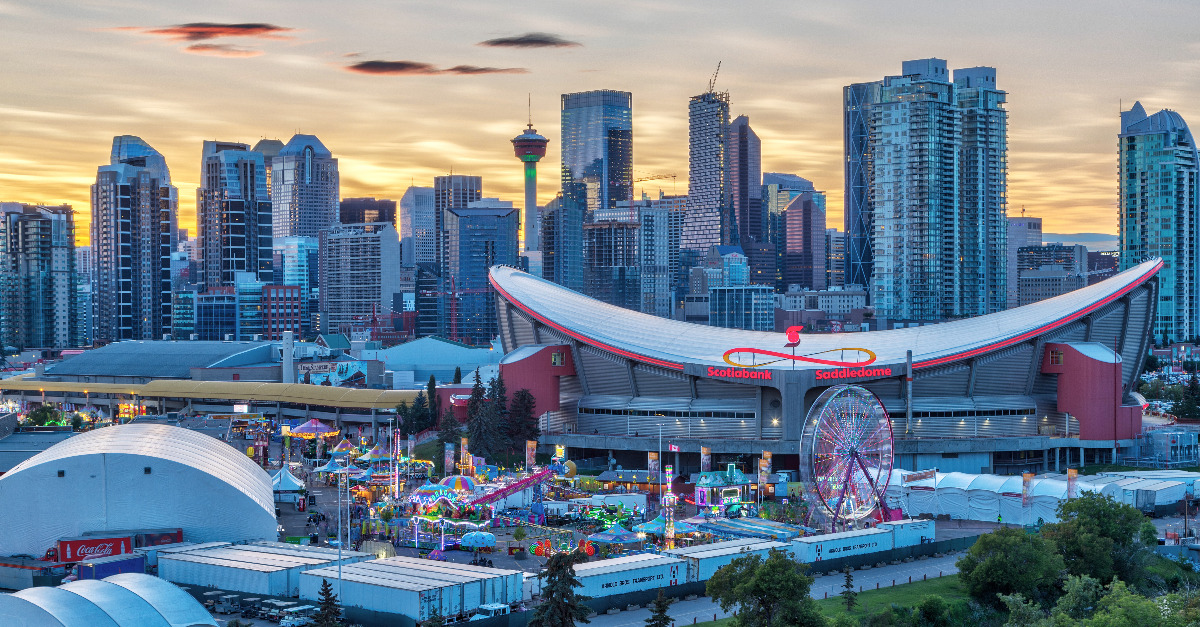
[722,326,877,368]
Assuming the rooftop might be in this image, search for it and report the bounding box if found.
[46,341,274,379]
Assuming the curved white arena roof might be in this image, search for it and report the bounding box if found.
[0,574,216,627]
[0,424,276,556]
[490,259,1162,372]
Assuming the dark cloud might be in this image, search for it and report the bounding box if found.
[185,44,263,58]
[137,22,294,42]
[346,60,527,76]
[478,32,580,48]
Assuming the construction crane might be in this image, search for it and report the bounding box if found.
[632,172,676,184]
[708,61,722,93]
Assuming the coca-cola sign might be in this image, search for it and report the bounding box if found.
[58,536,131,561]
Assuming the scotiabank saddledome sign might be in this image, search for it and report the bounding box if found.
[714,325,886,381]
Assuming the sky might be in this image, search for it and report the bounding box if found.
[2,0,1198,248]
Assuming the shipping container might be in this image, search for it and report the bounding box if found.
[159,553,290,596]
[877,519,935,549]
[662,539,790,582]
[158,543,368,597]
[299,556,523,621]
[572,554,686,598]
[791,528,893,563]
[76,553,146,579]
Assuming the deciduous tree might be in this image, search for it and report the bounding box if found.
[706,548,825,627]
[957,526,1065,607]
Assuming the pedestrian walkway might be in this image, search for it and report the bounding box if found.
[585,554,962,627]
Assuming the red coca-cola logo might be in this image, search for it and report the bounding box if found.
[77,543,115,558]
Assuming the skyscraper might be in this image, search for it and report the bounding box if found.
[197,141,272,289]
[763,173,820,291]
[583,219,640,310]
[781,193,827,290]
[1006,216,1043,308]
[1119,102,1200,343]
[825,228,846,288]
[638,194,685,319]
[91,135,177,342]
[399,186,435,266]
[730,115,762,246]
[433,175,483,269]
[0,203,80,349]
[512,123,549,252]
[272,237,320,335]
[844,59,1008,321]
[319,222,402,336]
[560,90,633,216]
[271,134,339,239]
[683,89,732,254]
[540,194,585,293]
[443,199,519,346]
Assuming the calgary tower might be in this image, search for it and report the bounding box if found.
[511,114,549,252]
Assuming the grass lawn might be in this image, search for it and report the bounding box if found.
[690,575,970,626]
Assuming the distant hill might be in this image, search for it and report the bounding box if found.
[1042,233,1117,251]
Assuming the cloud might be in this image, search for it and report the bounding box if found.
[345,60,527,76]
[134,22,295,42]
[185,44,263,58]
[478,32,581,48]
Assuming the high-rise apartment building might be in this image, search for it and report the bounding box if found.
[1006,216,1043,308]
[91,135,177,342]
[844,59,1008,321]
[1119,102,1200,343]
[75,245,93,346]
[197,141,272,289]
[0,203,80,349]
[271,135,339,239]
[443,200,519,346]
[825,228,846,288]
[400,186,436,266]
[339,197,395,226]
[781,194,827,290]
[560,90,633,216]
[318,222,402,335]
[1016,244,1088,306]
[683,90,732,254]
[638,195,685,318]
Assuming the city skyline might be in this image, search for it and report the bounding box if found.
[3,0,1198,245]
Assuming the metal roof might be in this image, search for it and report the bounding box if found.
[0,574,216,627]
[489,259,1162,371]
[0,379,419,409]
[46,341,274,379]
[572,554,684,576]
[662,538,789,558]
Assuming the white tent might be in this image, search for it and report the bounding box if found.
[1029,478,1068,523]
[934,473,974,520]
[904,473,945,518]
[996,476,1026,524]
[272,467,306,504]
[965,474,1008,522]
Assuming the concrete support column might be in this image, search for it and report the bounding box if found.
[608,450,615,470]
[371,409,379,441]
[1054,448,1060,472]
[1043,450,1048,472]
[1080,447,1086,468]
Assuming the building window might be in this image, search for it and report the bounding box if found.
[551,352,565,366]
[1049,350,1063,366]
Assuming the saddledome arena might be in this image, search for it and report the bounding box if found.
[489,259,1162,476]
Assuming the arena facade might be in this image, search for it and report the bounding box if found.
[490,259,1162,476]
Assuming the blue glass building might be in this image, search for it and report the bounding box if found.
[443,200,519,346]
[560,90,633,217]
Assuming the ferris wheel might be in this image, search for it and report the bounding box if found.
[799,384,894,526]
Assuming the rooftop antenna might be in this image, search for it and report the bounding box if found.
[708,61,722,93]
[527,93,532,127]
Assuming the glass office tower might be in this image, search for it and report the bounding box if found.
[560,90,633,216]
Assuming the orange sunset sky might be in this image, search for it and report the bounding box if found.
[3,0,1198,248]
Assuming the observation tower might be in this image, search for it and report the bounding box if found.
[511,123,549,252]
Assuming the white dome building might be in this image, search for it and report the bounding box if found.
[0,572,217,626]
[0,424,276,557]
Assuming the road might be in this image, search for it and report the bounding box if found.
[586,554,963,627]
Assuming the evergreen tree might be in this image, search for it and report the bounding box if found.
[840,566,857,611]
[313,579,344,627]
[411,392,430,433]
[488,375,510,452]
[453,366,463,384]
[466,371,501,459]
[396,400,412,437]
[507,389,540,447]
[529,550,591,627]
[427,374,440,428]
[437,409,462,450]
[645,590,673,627]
